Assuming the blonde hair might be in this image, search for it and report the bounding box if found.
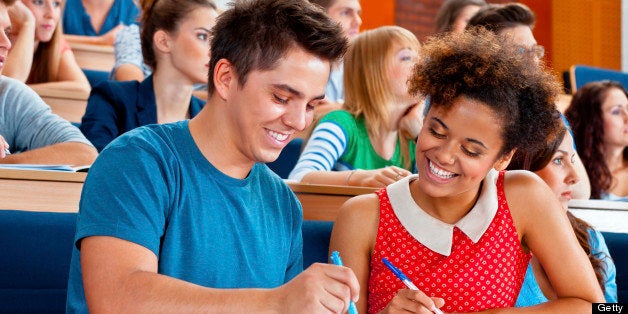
[343,26,420,168]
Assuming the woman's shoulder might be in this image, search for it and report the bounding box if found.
[319,109,354,123]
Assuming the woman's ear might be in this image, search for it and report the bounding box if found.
[212,58,234,101]
[493,149,516,171]
[153,30,172,53]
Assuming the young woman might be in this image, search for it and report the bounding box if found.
[5,0,90,93]
[288,26,423,187]
[506,121,617,304]
[62,0,139,45]
[435,0,486,34]
[329,29,604,313]
[565,80,628,201]
[80,0,217,151]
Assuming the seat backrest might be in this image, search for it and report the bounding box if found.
[601,231,628,302]
[570,65,628,94]
[0,210,77,313]
[302,220,334,268]
[266,138,304,179]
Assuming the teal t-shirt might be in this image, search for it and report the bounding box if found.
[66,121,303,313]
[319,110,416,171]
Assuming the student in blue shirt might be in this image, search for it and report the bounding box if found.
[66,0,359,312]
[63,0,139,45]
[80,0,218,151]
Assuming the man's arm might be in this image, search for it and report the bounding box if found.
[81,236,359,312]
[1,141,96,165]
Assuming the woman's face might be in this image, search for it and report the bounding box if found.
[386,41,420,106]
[326,0,362,40]
[163,7,218,84]
[535,133,579,210]
[416,97,512,198]
[601,87,628,150]
[451,4,482,33]
[22,0,61,43]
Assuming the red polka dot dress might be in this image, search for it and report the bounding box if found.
[367,170,530,313]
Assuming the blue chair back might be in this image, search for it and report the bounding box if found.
[570,65,628,92]
[266,138,304,179]
[0,210,77,313]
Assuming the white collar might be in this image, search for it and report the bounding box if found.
[386,169,499,256]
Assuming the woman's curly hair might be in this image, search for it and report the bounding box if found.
[408,28,562,155]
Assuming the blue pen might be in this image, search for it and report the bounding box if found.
[329,251,358,314]
[382,257,444,314]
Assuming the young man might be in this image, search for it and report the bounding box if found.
[66,0,357,312]
[0,0,97,165]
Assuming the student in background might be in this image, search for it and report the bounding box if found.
[289,26,422,187]
[309,0,361,109]
[66,0,358,312]
[329,29,604,313]
[62,0,139,45]
[434,0,486,34]
[565,80,628,201]
[0,0,96,165]
[506,116,617,304]
[79,0,218,152]
[4,0,90,94]
[467,2,592,199]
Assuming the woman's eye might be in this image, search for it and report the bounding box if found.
[552,157,563,165]
[461,147,480,157]
[429,128,445,139]
[197,33,208,41]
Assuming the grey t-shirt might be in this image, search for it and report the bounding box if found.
[0,76,93,153]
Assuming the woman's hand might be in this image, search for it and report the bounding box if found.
[380,289,445,314]
[0,135,9,158]
[7,1,35,35]
[398,102,425,141]
[348,166,412,188]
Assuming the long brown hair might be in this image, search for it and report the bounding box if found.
[565,80,628,199]
[27,4,63,84]
[507,116,608,293]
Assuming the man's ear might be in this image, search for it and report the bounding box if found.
[213,58,234,101]
[153,30,172,53]
[493,149,516,171]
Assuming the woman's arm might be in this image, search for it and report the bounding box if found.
[28,47,91,94]
[64,24,123,46]
[502,172,605,313]
[4,1,35,82]
[329,194,380,313]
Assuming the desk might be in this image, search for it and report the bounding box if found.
[0,169,85,212]
[34,86,89,123]
[569,199,628,233]
[69,42,115,72]
[287,182,376,221]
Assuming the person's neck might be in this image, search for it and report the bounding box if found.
[410,179,483,224]
[188,98,256,179]
[152,67,195,124]
[604,145,626,173]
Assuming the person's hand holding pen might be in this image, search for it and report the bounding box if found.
[0,135,9,158]
[381,258,445,314]
[271,262,360,313]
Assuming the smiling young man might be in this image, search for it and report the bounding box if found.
[66,0,356,312]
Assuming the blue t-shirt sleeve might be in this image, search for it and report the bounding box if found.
[75,130,172,256]
[589,229,617,302]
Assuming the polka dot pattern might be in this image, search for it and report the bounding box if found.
[367,171,530,313]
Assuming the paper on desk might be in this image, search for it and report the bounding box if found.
[0,164,90,172]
